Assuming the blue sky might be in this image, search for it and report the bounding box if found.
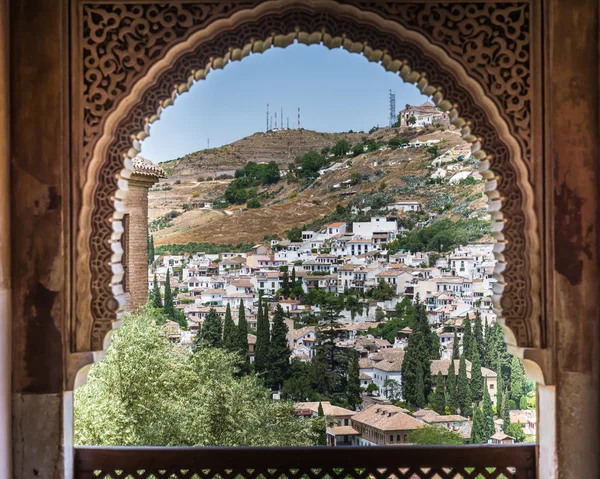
[141,43,430,163]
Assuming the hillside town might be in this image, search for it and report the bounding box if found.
[147,216,534,446]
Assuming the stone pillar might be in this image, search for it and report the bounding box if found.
[10,0,68,477]
[546,0,600,477]
[123,174,158,311]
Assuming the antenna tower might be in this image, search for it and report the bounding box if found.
[287,117,289,129]
[266,103,269,131]
[389,90,396,127]
[281,107,283,129]
[298,107,301,130]
[207,138,210,149]
[275,112,278,130]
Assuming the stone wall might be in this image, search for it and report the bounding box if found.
[124,175,157,311]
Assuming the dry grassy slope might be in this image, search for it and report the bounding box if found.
[152,126,485,246]
[161,129,367,178]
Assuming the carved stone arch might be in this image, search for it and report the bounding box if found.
[72,0,545,385]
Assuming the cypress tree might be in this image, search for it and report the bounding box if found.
[281,269,290,298]
[462,316,473,361]
[255,294,270,376]
[452,328,460,360]
[433,371,446,414]
[457,354,472,417]
[470,342,484,404]
[414,361,426,408]
[495,355,504,418]
[484,317,495,368]
[235,299,250,375]
[148,234,155,265]
[199,307,222,349]
[471,407,486,444]
[222,303,237,352]
[151,274,162,309]
[502,391,511,432]
[267,304,290,390]
[401,296,438,408]
[316,402,327,446]
[473,310,484,360]
[482,389,495,440]
[347,351,362,410]
[446,360,458,414]
[510,356,524,403]
[163,269,175,319]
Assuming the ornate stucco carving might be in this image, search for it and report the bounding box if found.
[74,1,541,376]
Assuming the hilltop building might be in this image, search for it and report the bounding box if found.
[398,101,450,127]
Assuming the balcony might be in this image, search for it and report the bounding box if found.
[75,444,535,479]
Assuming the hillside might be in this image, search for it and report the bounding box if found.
[160,129,366,179]
[149,125,490,247]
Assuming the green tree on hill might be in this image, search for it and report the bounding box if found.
[222,304,237,352]
[452,328,460,359]
[462,316,473,361]
[235,300,250,375]
[316,402,327,445]
[473,310,484,360]
[254,294,270,376]
[197,307,222,349]
[482,389,495,440]
[470,342,484,404]
[433,372,446,414]
[446,360,458,414]
[347,351,362,410]
[457,354,472,417]
[331,139,350,156]
[162,269,175,320]
[267,305,290,390]
[510,356,525,403]
[151,274,162,309]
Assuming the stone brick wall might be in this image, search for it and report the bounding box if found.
[124,174,158,311]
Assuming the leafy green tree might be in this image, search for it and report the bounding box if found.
[75,309,312,446]
[366,383,379,396]
[446,360,458,414]
[347,351,362,410]
[462,316,473,361]
[351,144,364,157]
[162,269,175,319]
[235,300,250,374]
[452,328,460,359]
[316,402,327,445]
[407,426,464,445]
[519,396,529,410]
[482,390,495,440]
[456,354,472,417]
[267,305,290,390]
[414,362,426,408]
[433,372,446,414]
[407,115,417,126]
[198,308,222,349]
[383,379,403,403]
[426,145,440,159]
[282,359,315,401]
[151,274,162,309]
[470,342,484,404]
[246,198,261,209]
[506,422,526,443]
[331,139,350,156]
[254,294,270,376]
[510,356,525,403]
[222,304,237,352]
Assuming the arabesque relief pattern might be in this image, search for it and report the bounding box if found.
[80,2,536,351]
